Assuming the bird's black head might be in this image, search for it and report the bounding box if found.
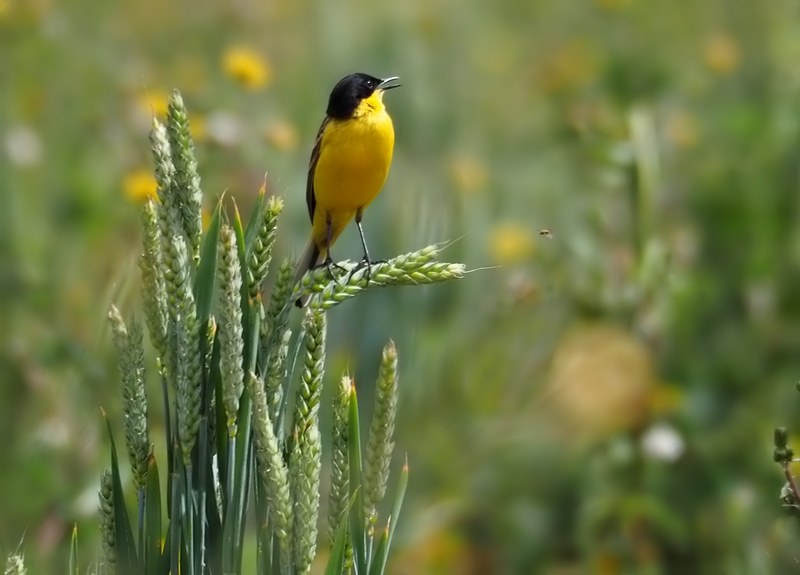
[326,73,400,119]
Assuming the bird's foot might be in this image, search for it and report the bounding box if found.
[319,258,347,283]
[311,258,346,281]
[348,256,385,284]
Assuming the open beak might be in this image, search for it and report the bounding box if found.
[377,76,401,91]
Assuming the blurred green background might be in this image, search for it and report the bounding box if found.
[3,0,800,572]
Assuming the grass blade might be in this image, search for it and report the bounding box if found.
[103,411,142,574]
[68,525,78,575]
[325,513,350,575]
[370,457,408,575]
[367,527,388,575]
[159,521,173,574]
[144,454,164,573]
[347,386,367,573]
[221,303,261,574]
[194,199,222,321]
[386,456,408,553]
[194,200,222,572]
[169,444,183,575]
[204,449,224,574]
[243,183,267,257]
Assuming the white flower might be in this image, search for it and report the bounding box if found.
[5,124,42,167]
[207,111,243,147]
[641,423,684,462]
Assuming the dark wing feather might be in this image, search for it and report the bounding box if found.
[306,116,330,222]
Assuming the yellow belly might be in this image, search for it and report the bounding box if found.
[311,109,395,252]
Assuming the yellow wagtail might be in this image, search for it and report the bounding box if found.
[294,72,401,307]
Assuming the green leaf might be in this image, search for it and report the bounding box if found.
[180,464,196,575]
[368,528,389,575]
[204,447,224,574]
[325,513,350,575]
[278,330,306,437]
[386,455,408,555]
[253,478,273,575]
[221,304,261,575]
[371,456,408,575]
[243,184,267,258]
[194,198,222,323]
[103,412,142,574]
[159,521,173,575]
[169,443,183,575]
[232,202,259,378]
[348,387,367,573]
[193,198,222,573]
[68,525,78,575]
[231,200,247,288]
[160,375,174,517]
[194,199,222,571]
[194,423,210,574]
[231,201,256,360]
[210,337,228,501]
[144,455,164,574]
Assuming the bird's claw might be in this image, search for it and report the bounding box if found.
[315,258,347,284]
[348,256,385,284]
[349,257,371,283]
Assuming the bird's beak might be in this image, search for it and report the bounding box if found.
[377,76,401,91]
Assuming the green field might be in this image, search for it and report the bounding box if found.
[3,0,800,572]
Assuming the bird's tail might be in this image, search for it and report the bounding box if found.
[293,239,322,308]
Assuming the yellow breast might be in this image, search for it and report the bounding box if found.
[313,103,395,212]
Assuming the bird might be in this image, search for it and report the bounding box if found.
[294,72,401,307]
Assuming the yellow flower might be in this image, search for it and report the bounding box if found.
[488,222,535,265]
[265,119,299,151]
[650,383,684,415]
[448,153,487,195]
[704,32,740,75]
[138,90,169,119]
[538,41,597,93]
[547,324,657,439]
[222,47,272,90]
[136,89,170,119]
[123,169,158,203]
[0,0,10,17]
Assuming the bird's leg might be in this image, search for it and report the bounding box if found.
[352,208,382,284]
[320,213,346,280]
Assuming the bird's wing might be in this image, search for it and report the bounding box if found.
[306,116,330,222]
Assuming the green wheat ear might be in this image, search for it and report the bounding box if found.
[139,199,168,362]
[98,469,115,569]
[247,195,283,299]
[166,90,203,262]
[163,233,202,463]
[295,243,466,310]
[291,309,327,574]
[107,306,150,491]
[217,223,245,438]
[262,258,295,421]
[149,120,182,244]
[329,374,351,539]
[364,341,399,526]
[248,371,293,567]
[85,87,469,575]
